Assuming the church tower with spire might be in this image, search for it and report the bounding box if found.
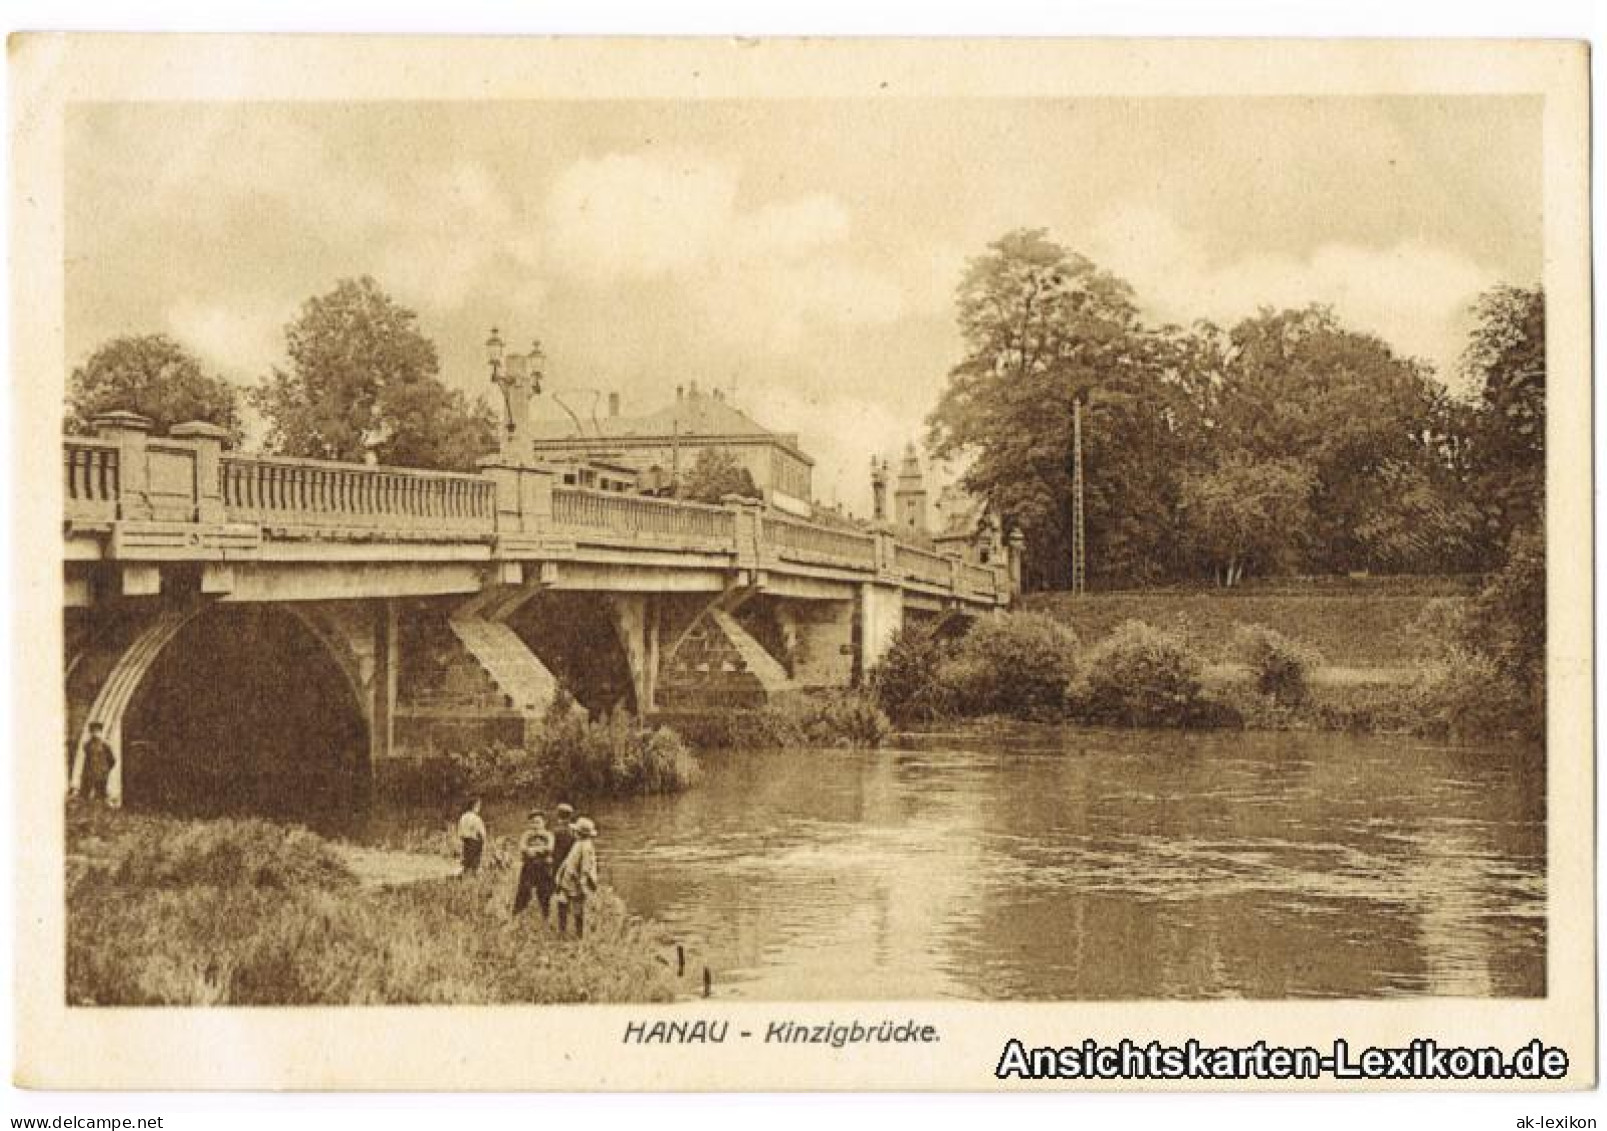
[894,442,928,534]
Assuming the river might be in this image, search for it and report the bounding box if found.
[349,725,1546,1001]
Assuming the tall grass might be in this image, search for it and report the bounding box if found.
[66,809,677,1006]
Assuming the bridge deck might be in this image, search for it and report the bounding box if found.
[64,431,1011,608]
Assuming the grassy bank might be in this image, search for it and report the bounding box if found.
[873,571,1540,741]
[66,807,677,1005]
[1026,576,1475,668]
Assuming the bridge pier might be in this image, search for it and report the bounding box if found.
[608,594,661,714]
[772,598,854,688]
[857,582,904,679]
[370,598,398,767]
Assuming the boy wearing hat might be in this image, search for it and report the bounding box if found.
[512,810,554,917]
[554,817,599,937]
[547,802,576,916]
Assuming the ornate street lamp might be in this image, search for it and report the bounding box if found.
[485,327,505,377]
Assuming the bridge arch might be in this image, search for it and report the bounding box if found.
[70,603,372,810]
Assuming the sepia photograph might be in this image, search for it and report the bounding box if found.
[12,33,1594,1091]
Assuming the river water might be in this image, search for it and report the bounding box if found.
[355,725,1546,1001]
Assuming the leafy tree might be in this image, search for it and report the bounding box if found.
[251,277,495,471]
[1461,285,1544,562]
[927,229,1193,590]
[680,446,760,503]
[1210,305,1452,573]
[1179,455,1315,585]
[68,334,242,441]
[1352,458,1482,573]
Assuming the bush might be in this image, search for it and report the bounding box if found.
[1070,620,1208,727]
[943,613,1079,716]
[1231,624,1325,707]
[869,624,954,724]
[671,691,892,751]
[444,743,544,800]
[1412,648,1536,741]
[786,691,892,747]
[872,614,1079,722]
[1460,525,1545,732]
[1404,597,1469,661]
[534,697,700,797]
[444,695,700,800]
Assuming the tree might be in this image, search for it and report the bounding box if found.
[927,229,1193,590]
[1209,305,1455,573]
[1352,458,1482,574]
[68,334,242,441]
[681,447,759,503]
[1179,456,1315,585]
[1461,285,1544,563]
[251,277,496,471]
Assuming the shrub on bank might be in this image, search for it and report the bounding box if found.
[869,624,955,724]
[66,811,676,1006]
[1405,597,1468,661]
[536,698,700,797]
[1411,648,1536,741]
[670,690,892,751]
[1231,624,1325,707]
[1069,620,1208,727]
[444,695,700,801]
[943,613,1079,717]
[871,613,1080,723]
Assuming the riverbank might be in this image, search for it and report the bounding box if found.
[65,806,678,1005]
[872,570,1539,740]
[1026,575,1474,669]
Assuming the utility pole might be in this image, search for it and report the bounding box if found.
[1071,396,1086,596]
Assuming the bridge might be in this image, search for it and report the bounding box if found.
[63,410,1018,805]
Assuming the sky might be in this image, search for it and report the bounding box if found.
[65,97,1542,514]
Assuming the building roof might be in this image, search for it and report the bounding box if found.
[933,483,990,539]
[529,388,813,465]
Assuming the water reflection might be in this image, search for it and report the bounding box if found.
[375,726,1548,1001]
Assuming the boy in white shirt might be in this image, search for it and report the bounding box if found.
[457,797,487,874]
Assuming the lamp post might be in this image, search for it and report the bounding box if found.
[485,327,505,378]
[487,327,544,459]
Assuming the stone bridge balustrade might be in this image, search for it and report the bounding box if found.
[62,419,1016,609]
[223,453,497,539]
[63,437,121,525]
[761,513,878,571]
[552,486,739,551]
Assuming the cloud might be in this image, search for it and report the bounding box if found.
[1085,204,1498,387]
[543,152,740,282]
[165,296,286,382]
[539,152,906,353]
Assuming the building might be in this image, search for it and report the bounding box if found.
[931,482,1006,566]
[873,442,1005,566]
[526,381,815,515]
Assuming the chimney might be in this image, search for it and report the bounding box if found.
[608,392,620,418]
